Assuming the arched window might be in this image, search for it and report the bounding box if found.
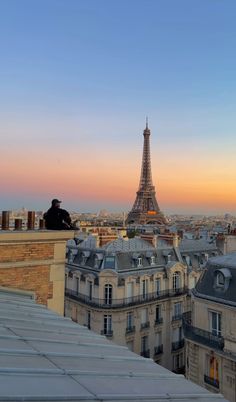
[173,271,181,290]
[104,284,113,305]
[216,272,224,287]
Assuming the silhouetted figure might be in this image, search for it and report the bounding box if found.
[44,199,72,230]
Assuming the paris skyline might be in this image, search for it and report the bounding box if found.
[1,0,236,215]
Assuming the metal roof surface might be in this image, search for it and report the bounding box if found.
[0,290,228,401]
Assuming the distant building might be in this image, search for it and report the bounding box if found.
[184,253,236,402]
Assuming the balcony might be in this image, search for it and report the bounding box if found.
[155,317,163,325]
[65,286,188,309]
[141,349,150,358]
[204,375,219,389]
[172,339,185,351]
[101,330,113,338]
[172,314,182,322]
[154,345,163,356]
[183,313,224,351]
[126,325,135,335]
[140,321,150,330]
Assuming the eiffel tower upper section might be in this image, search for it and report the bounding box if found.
[126,121,166,225]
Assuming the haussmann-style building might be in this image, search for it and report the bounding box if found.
[184,252,236,402]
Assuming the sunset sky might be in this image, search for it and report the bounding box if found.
[1,0,236,215]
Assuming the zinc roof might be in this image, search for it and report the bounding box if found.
[0,289,228,401]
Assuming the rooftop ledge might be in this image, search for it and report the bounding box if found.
[0,230,75,243]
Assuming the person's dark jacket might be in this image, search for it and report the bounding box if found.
[43,206,72,230]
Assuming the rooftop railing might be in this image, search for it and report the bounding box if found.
[65,286,188,309]
[183,312,224,351]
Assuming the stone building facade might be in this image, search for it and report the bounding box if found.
[65,236,189,372]
[184,253,236,402]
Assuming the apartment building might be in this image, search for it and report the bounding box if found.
[184,253,236,402]
[65,235,188,372]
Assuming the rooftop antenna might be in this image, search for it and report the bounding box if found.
[146,116,148,129]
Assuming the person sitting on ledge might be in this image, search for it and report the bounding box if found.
[43,199,73,230]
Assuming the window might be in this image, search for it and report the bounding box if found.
[126,282,133,301]
[127,312,134,330]
[88,281,93,300]
[151,256,155,265]
[142,279,148,298]
[138,257,142,267]
[141,308,148,324]
[81,255,87,265]
[205,355,219,388]
[75,277,80,295]
[211,312,221,336]
[172,327,183,343]
[173,302,182,319]
[103,315,112,335]
[155,305,162,323]
[104,284,112,305]
[141,335,148,353]
[104,256,116,269]
[216,272,224,287]
[173,353,183,370]
[173,272,181,290]
[155,278,161,295]
[155,332,162,347]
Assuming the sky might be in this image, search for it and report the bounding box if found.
[0,0,236,215]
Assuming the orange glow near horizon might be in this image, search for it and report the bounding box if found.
[1,143,236,213]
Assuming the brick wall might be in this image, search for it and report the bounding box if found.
[0,243,54,262]
[0,264,53,305]
[0,231,74,314]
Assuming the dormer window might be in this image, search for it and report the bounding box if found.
[151,256,155,265]
[173,271,181,290]
[138,257,142,267]
[216,272,225,287]
[214,268,232,292]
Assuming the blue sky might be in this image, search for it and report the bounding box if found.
[0,0,236,214]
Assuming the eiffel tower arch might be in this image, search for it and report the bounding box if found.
[126,122,166,225]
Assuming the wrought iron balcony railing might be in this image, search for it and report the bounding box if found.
[140,321,150,330]
[126,325,135,334]
[155,317,163,325]
[65,286,188,309]
[141,349,150,358]
[154,345,163,355]
[204,375,219,389]
[183,312,224,351]
[101,330,113,337]
[172,339,185,351]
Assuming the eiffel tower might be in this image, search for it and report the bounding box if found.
[126,120,166,225]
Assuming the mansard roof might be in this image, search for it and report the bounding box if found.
[194,252,236,306]
[103,237,155,252]
[179,239,219,253]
